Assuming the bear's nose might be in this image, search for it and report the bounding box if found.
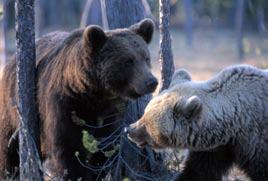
[124,126,134,135]
[146,78,158,92]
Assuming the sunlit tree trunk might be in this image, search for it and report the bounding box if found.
[15,0,42,179]
[159,0,174,91]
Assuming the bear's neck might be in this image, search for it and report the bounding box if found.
[60,40,105,96]
[186,93,238,151]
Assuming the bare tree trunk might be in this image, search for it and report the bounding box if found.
[257,2,265,33]
[183,0,193,47]
[210,0,220,26]
[159,0,174,91]
[80,0,103,27]
[100,0,109,30]
[235,0,246,60]
[3,0,8,62]
[104,0,146,29]
[0,0,5,65]
[141,0,157,22]
[35,0,42,37]
[15,0,42,179]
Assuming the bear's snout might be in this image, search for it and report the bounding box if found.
[125,124,148,148]
[124,126,134,135]
[131,76,158,96]
[145,77,158,93]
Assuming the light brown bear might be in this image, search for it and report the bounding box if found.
[127,65,268,181]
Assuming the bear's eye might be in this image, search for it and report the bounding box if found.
[145,58,150,63]
[125,59,134,66]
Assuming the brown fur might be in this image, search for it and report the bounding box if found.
[0,19,157,180]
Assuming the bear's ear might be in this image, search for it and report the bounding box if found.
[173,96,202,120]
[83,25,107,53]
[182,96,202,120]
[130,18,154,44]
[170,69,192,87]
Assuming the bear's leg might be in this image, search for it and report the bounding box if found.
[44,120,93,180]
[176,146,235,181]
[47,146,93,180]
[0,131,9,178]
[0,125,19,179]
[238,150,268,181]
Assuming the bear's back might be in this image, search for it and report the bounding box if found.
[205,65,267,100]
[0,31,70,125]
[203,65,268,134]
[36,31,69,65]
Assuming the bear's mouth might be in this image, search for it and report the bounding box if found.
[127,133,147,148]
[131,139,165,150]
[127,134,164,150]
[127,90,142,99]
[121,85,142,100]
[136,141,148,148]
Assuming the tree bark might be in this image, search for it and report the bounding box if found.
[104,0,147,29]
[235,0,246,60]
[257,1,265,34]
[34,0,42,37]
[81,0,103,27]
[0,0,5,65]
[15,0,42,179]
[2,0,8,62]
[183,0,193,47]
[159,0,175,91]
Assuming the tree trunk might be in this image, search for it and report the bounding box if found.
[235,0,246,60]
[141,0,157,23]
[35,0,41,37]
[15,0,42,179]
[0,0,5,65]
[104,0,146,29]
[3,0,8,62]
[159,0,174,91]
[81,0,103,27]
[257,2,265,33]
[183,0,193,47]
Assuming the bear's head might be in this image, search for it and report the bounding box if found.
[126,70,203,150]
[83,19,158,99]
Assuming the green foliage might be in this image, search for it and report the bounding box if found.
[82,130,99,154]
[122,177,131,181]
[104,144,120,158]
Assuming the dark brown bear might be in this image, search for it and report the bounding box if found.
[0,19,157,180]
